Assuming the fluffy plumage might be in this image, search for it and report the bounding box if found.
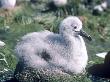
[0,0,16,10]
[52,0,67,7]
[15,16,89,74]
[0,40,5,48]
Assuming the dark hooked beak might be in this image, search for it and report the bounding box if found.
[78,30,92,41]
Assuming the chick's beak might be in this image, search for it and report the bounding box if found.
[79,30,92,41]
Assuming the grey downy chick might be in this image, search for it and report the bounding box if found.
[15,16,92,74]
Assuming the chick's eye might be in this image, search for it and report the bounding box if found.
[74,26,77,29]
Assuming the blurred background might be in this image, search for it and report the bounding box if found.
[0,0,110,82]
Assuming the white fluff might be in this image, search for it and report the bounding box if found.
[101,1,107,9]
[93,1,108,13]
[94,5,103,12]
[52,0,67,7]
[0,41,5,48]
[15,16,88,74]
[0,0,16,9]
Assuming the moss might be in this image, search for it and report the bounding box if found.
[15,67,92,82]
